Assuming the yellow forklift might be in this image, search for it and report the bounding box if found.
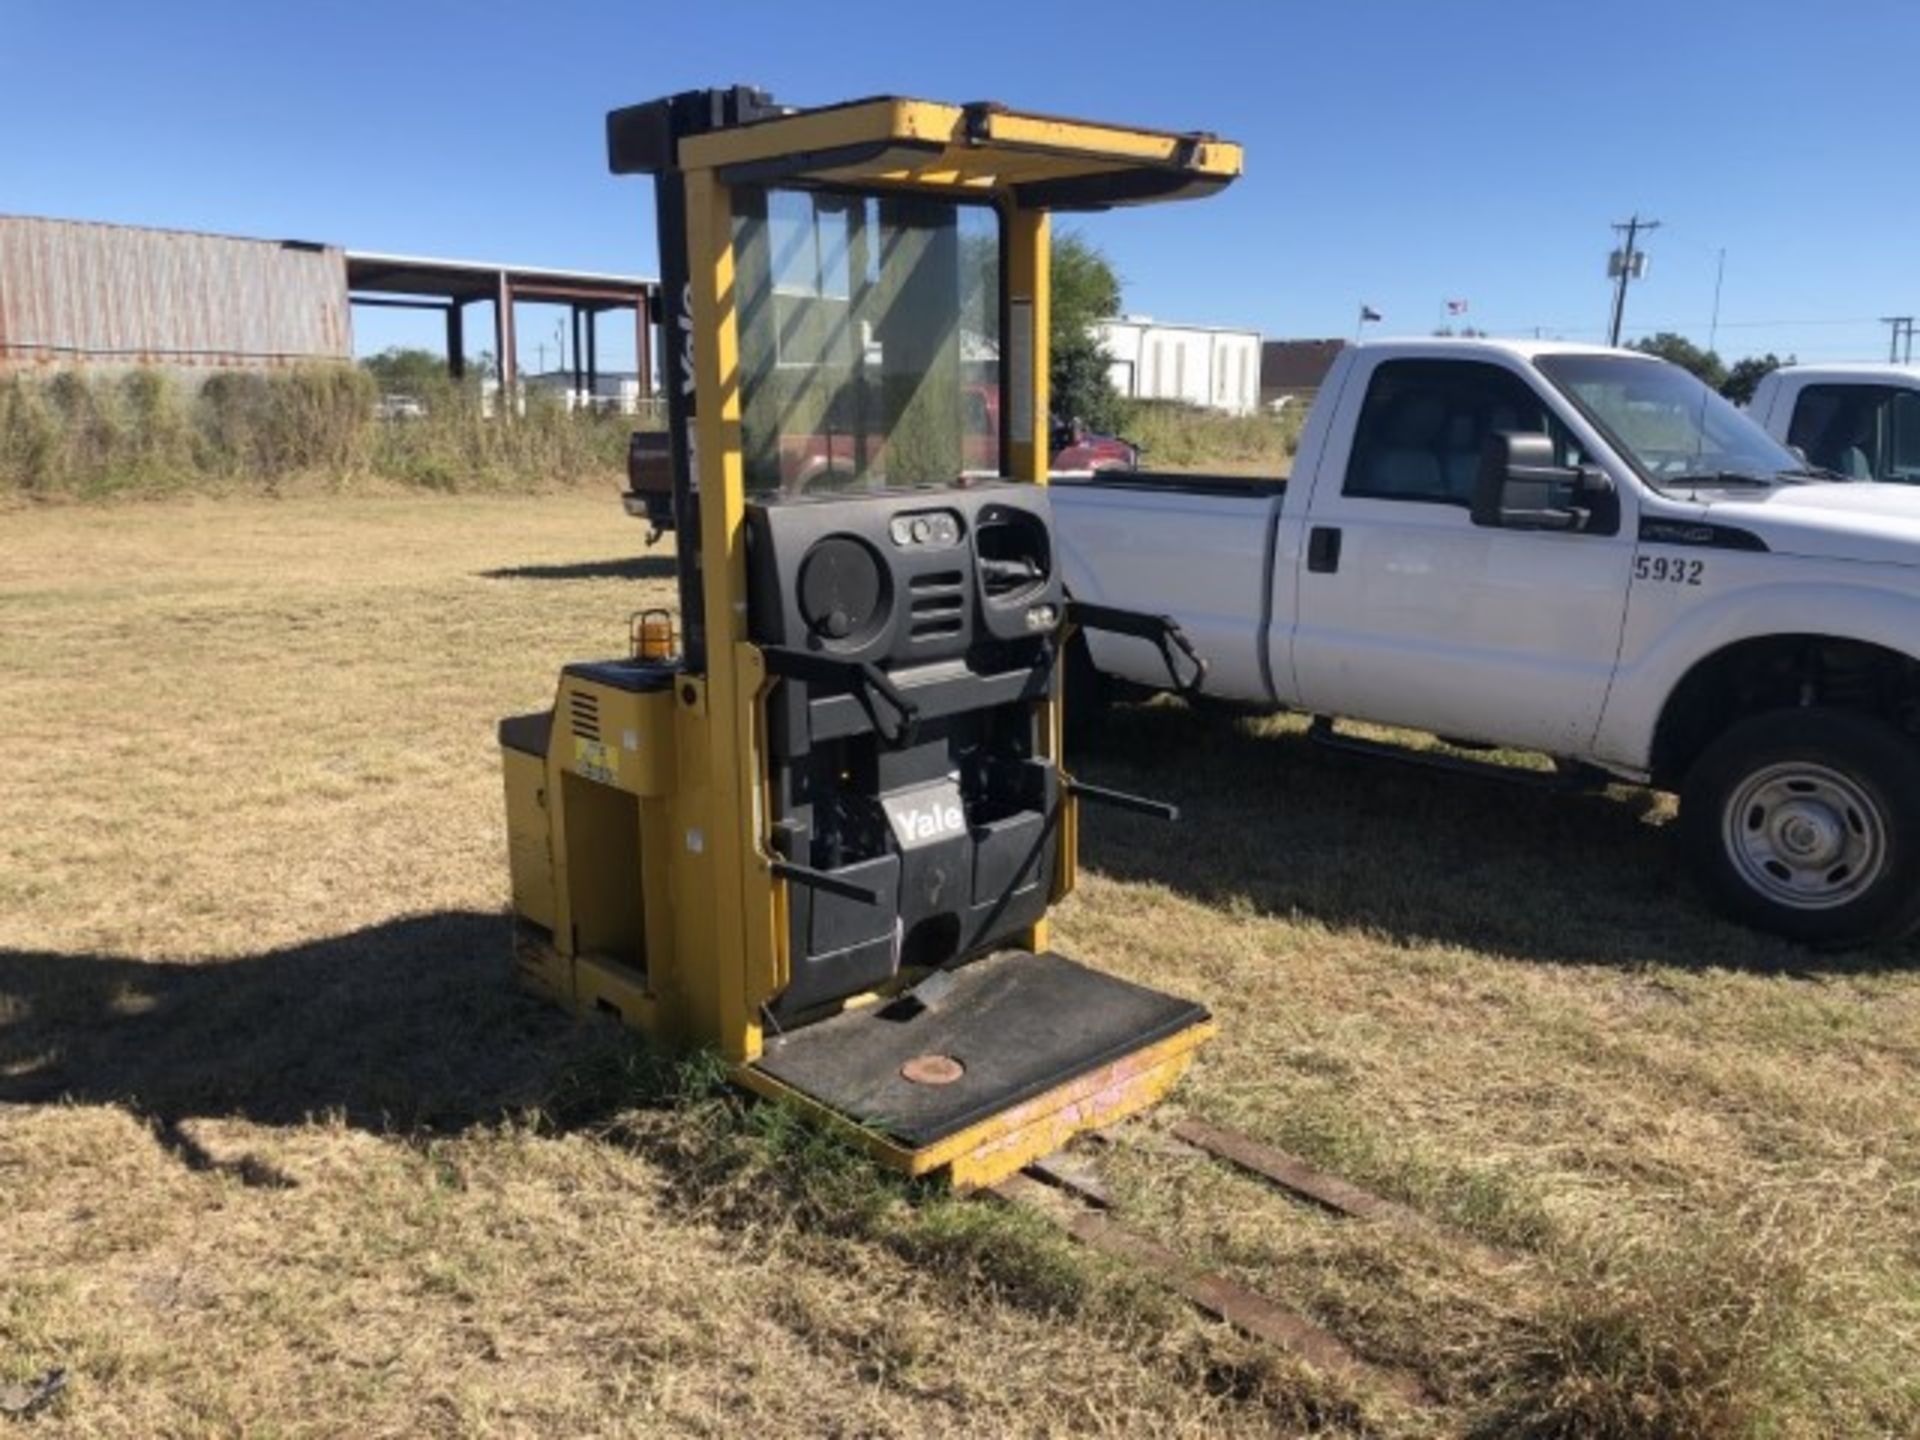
[500,87,1240,1189]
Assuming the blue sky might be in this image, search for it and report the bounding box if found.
[6,0,1916,371]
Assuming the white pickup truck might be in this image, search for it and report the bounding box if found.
[1748,363,1920,483]
[1056,339,1920,948]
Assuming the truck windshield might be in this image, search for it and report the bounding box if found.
[1535,353,1806,489]
[730,186,1001,497]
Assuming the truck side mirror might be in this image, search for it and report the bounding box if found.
[1472,431,1612,533]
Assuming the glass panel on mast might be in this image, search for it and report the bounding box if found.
[732,186,1002,496]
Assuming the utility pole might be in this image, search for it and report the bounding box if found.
[1881,316,1915,364]
[1706,247,1727,356]
[1606,214,1661,347]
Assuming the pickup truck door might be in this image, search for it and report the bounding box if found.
[1289,354,1637,755]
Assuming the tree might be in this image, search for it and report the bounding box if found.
[1628,332,1727,391]
[359,346,451,395]
[1720,352,1789,407]
[1050,232,1127,433]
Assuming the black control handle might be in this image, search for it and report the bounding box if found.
[1067,600,1208,700]
[769,859,880,905]
[760,644,921,748]
[1067,778,1180,822]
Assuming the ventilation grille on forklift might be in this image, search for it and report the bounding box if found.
[908,571,965,641]
[569,691,601,741]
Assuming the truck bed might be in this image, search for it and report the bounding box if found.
[1052,471,1287,704]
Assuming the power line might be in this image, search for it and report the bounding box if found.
[1670,316,1885,330]
[1460,316,1889,338]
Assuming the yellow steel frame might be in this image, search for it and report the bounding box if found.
[507,94,1241,1181]
[677,98,1243,191]
[734,1020,1215,1191]
[666,102,1249,1064]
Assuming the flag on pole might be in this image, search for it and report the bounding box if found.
[1359,304,1382,323]
[1445,299,1469,315]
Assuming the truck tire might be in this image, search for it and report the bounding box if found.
[1679,707,1920,948]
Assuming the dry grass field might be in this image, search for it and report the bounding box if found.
[3,493,1918,1438]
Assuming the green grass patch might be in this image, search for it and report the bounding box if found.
[539,1034,1166,1325]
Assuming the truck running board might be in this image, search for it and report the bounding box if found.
[1306,717,1608,792]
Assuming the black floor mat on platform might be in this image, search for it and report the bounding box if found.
[751,950,1207,1149]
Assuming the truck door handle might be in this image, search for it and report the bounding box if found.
[1307,526,1342,573]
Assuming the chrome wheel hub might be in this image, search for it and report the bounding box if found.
[1723,762,1886,910]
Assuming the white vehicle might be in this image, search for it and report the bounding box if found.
[375,393,427,421]
[1748,364,1920,483]
[1056,339,1920,947]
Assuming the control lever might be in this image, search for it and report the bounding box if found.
[1067,600,1208,699]
[760,644,921,747]
[1067,777,1180,822]
[769,859,880,905]
[980,556,1043,585]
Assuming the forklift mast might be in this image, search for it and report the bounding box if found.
[501,88,1240,1187]
[611,86,786,672]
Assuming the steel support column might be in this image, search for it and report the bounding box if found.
[586,308,599,398]
[637,294,654,399]
[447,302,465,380]
[571,306,585,398]
[495,273,516,417]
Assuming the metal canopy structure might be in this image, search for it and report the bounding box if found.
[609,93,1242,207]
[346,251,658,398]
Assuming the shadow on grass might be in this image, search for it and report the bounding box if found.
[0,911,621,1181]
[480,555,676,582]
[0,909,847,1207]
[1072,702,1915,976]
[0,913,1153,1331]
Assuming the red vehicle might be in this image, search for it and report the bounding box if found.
[1051,416,1138,473]
[967,384,1138,475]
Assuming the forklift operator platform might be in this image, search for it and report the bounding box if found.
[499,87,1241,1188]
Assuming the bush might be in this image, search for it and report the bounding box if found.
[0,365,633,500]
[1123,399,1304,475]
[200,366,374,481]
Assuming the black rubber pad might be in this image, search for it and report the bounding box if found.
[751,949,1208,1149]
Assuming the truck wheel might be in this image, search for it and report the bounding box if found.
[1063,631,1110,746]
[1679,707,1920,948]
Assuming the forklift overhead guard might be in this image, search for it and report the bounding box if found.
[607,88,1242,211]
